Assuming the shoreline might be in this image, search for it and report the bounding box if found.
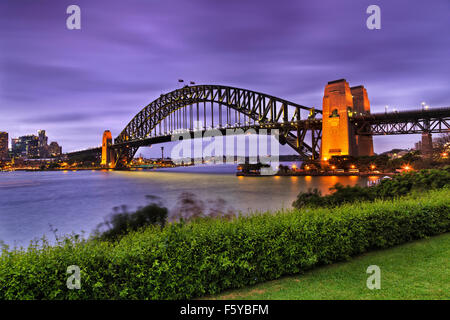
[2,168,396,177]
[236,172,396,177]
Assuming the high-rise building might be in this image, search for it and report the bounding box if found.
[12,135,39,158]
[37,130,49,158]
[11,138,22,156]
[12,130,62,159]
[0,132,8,160]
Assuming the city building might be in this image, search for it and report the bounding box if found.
[48,141,62,157]
[0,132,8,160]
[38,130,49,158]
[12,130,62,159]
[387,150,409,159]
[12,135,39,158]
[414,141,422,151]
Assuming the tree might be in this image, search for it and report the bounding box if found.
[435,133,450,153]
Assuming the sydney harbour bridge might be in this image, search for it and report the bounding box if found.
[67,79,450,168]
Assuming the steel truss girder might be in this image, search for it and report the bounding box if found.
[354,117,450,135]
[113,85,321,165]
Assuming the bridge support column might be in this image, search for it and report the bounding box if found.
[421,132,433,157]
[320,79,374,161]
[101,130,115,167]
[320,79,356,161]
[351,85,374,156]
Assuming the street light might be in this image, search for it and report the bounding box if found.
[385,105,389,113]
[403,165,412,171]
[421,102,426,111]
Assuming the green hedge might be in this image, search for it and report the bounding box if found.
[1,188,449,299]
[293,167,450,209]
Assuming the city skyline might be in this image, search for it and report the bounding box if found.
[1,0,449,155]
[1,129,62,159]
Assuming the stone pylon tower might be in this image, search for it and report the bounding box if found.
[421,132,433,157]
[320,79,374,160]
[101,130,114,167]
[320,79,356,160]
[351,85,374,156]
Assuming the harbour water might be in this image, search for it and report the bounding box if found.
[0,164,371,247]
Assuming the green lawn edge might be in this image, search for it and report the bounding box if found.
[207,233,450,300]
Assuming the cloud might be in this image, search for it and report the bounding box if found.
[20,113,93,124]
[0,0,448,152]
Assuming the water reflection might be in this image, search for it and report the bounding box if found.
[0,166,367,246]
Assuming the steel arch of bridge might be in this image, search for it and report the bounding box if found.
[113,85,322,166]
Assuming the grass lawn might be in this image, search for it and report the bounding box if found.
[207,233,450,300]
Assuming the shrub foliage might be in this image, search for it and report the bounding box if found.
[93,203,168,241]
[293,167,450,209]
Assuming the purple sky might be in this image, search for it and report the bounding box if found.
[0,0,449,155]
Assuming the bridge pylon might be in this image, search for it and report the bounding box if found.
[101,130,115,167]
[320,79,374,161]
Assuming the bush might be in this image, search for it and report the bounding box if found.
[0,188,449,299]
[93,198,168,241]
[293,167,450,209]
[291,188,324,208]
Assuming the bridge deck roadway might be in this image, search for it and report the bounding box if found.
[67,107,450,158]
